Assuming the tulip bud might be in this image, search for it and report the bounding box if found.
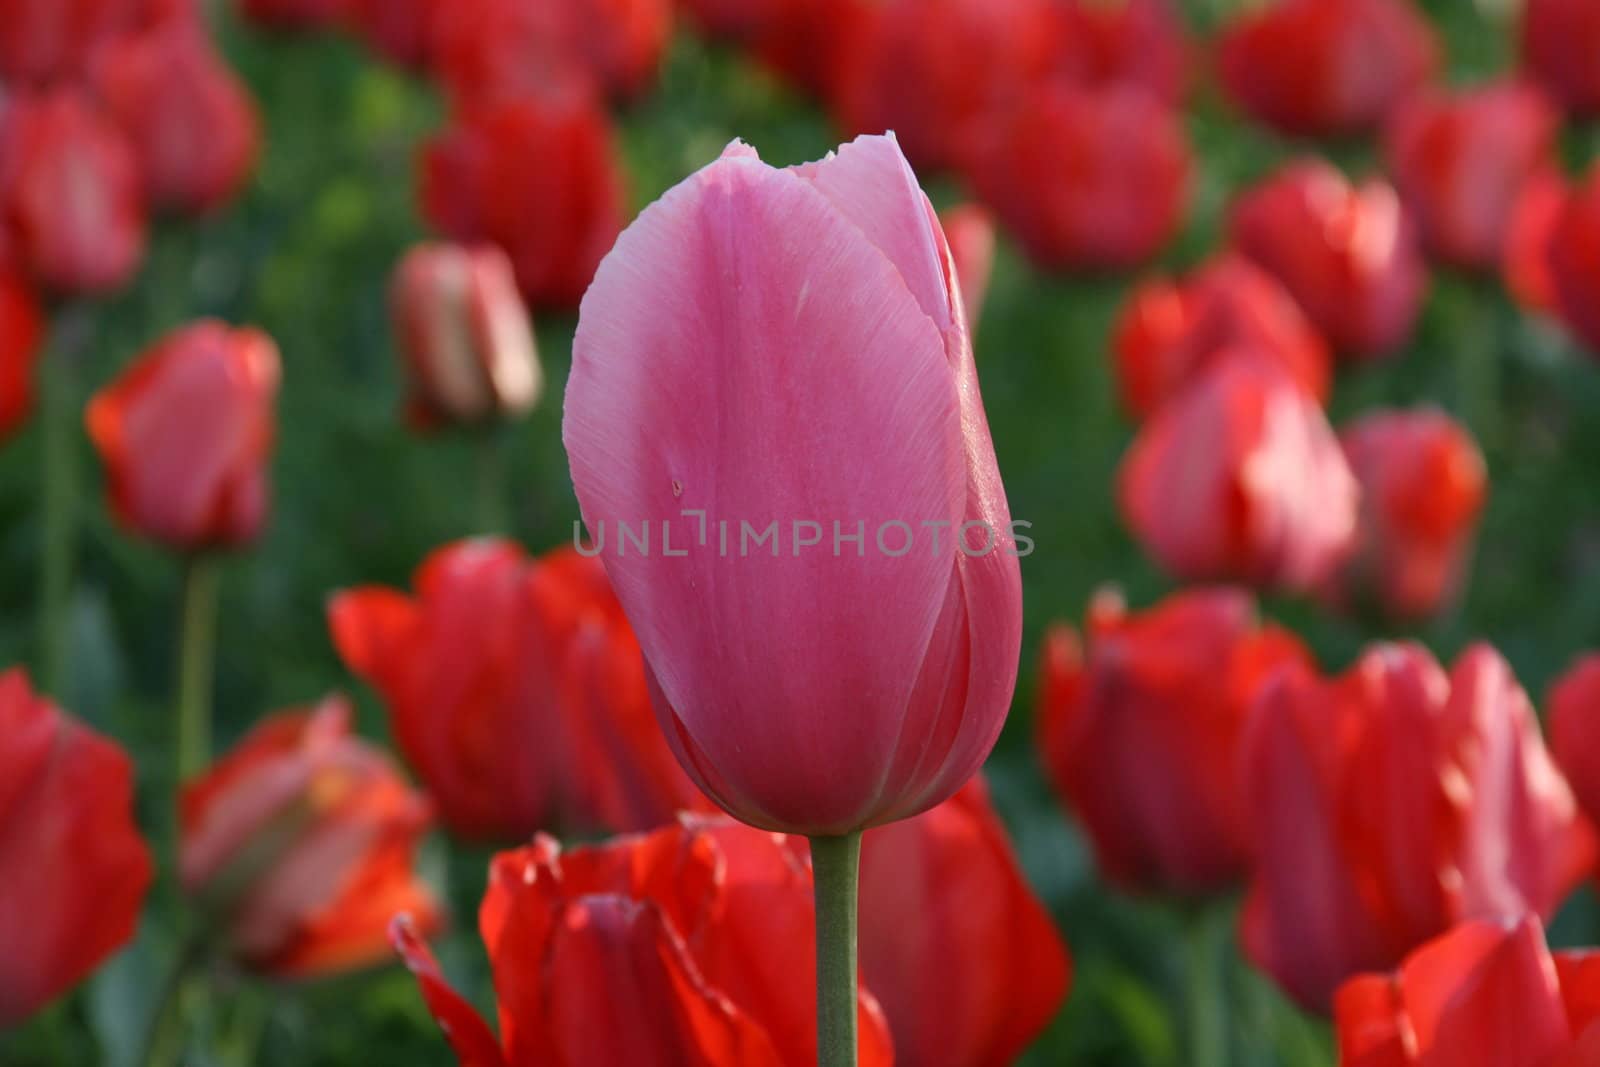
[1113,254,1331,419]
[0,89,146,294]
[420,95,625,310]
[858,778,1071,1066]
[344,0,433,68]
[394,818,895,1064]
[1118,351,1358,592]
[1038,589,1309,894]
[239,0,347,30]
[1334,917,1600,1067]
[1522,0,1600,117]
[1384,82,1558,270]
[1048,0,1188,104]
[0,0,179,87]
[1547,164,1600,356]
[1219,0,1438,136]
[972,84,1191,272]
[1503,168,1569,314]
[1230,160,1429,358]
[0,267,45,441]
[1241,643,1595,1011]
[939,203,995,332]
[180,695,441,978]
[390,243,541,429]
[1549,654,1600,828]
[86,320,280,551]
[1329,409,1487,619]
[91,20,260,216]
[0,669,153,1027]
[564,134,1022,835]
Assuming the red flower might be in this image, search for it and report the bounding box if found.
[859,777,1071,1064]
[389,242,541,429]
[330,540,707,841]
[747,0,873,100]
[1335,917,1600,1067]
[1230,160,1428,358]
[1522,0,1600,118]
[1503,168,1569,314]
[1383,82,1558,270]
[940,203,995,332]
[1549,653,1600,831]
[972,84,1191,272]
[1330,409,1487,619]
[831,0,1062,174]
[0,669,152,1026]
[0,89,146,294]
[0,0,179,88]
[239,0,347,30]
[1241,643,1595,1011]
[180,695,441,979]
[91,20,260,215]
[392,817,894,1066]
[344,0,433,68]
[420,94,625,310]
[1547,163,1600,356]
[1112,254,1331,419]
[0,267,45,440]
[429,0,671,108]
[1038,588,1310,894]
[1218,0,1438,137]
[1048,0,1187,105]
[86,320,280,550]
[1118,351,1358,592]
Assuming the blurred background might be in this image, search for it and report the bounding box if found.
[4,0,1600,1063]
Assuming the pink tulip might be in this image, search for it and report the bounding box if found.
[563,134,1022,835]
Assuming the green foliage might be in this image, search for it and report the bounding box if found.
[2,2,1598,1064]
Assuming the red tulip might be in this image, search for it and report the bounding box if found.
[392,817,894,1065]
[563,135,1022,836]
[389,242,541,429]
[1549,653,1600,830]
[1330,409,1487,619]
[1547,164,1600,356]
[239,0,346,30]
[831,0,1061,173]
[1118,351,1358,592]
[859,777,1071,1064]
[329,539,707,840]
[1503,168,1569,314]
[1335,917,1600,1067]
[746,0,872,100]
[0,89,145,294]
[940,203,995,333]
[0,0,180,88]
[0,669,152,1026]
[1383,82,1558,270]
[1218,0,1438,137]
[86,320,280,551]
[972,84,1191,272]
[1112,254,1332,419]
[1230,160,1428,358]
[1048,0,1188,105]
[0,267,45,440]
[420,94,625,310]
[1038,588,1310,894]
[91,20,260,215]
[1522,0,1600,118]
[344,0,433,68]
[430,0,671,108]
[180,695,441,978]
[1241,643,1595,1011]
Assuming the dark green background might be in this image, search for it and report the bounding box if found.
[4,0,1599,1063]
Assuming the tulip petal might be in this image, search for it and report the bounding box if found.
[391,914,510,1067]
[565,140,966,832]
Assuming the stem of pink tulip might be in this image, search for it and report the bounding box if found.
[175,555,220,782]
[810,832,861,1067]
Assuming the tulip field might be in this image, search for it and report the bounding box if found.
[9,0,1600,1065]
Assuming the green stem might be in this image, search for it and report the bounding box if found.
[475,427,509,534]
[1185,907,1228,1067]
[810,832,861,1067]
[37,351,79,698]
[176,556,221,782]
